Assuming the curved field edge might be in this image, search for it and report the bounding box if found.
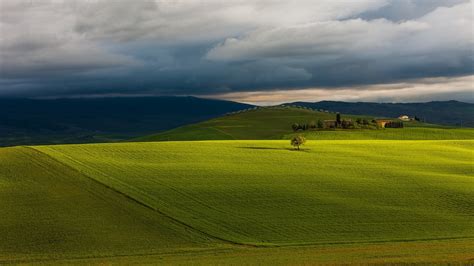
[33,140,474,247]
[0,146,219,263]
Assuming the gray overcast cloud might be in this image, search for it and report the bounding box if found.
[0,0,472,102]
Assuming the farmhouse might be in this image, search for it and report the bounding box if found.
[375,119,392,128]
[398,115,410,121]
[375,119,404,128]
[324,120,337,128]
[341,119,354,128]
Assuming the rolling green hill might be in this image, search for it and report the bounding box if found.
[135,107,369,141]
[2,140,472,263]
[135,106,474,141]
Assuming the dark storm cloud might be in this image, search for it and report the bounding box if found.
[0,0,472,100]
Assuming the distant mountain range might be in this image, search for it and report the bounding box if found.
[1,97,472,146]
[289,100,474,127]
[0,96,252,146]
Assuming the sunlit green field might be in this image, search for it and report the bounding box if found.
[0,146,217,263]
[1,140,471,263]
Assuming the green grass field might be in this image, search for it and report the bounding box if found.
[2,139,472,263]
[136,106,474,141]
[0,146,217,263]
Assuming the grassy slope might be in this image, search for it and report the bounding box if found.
[0,146,217,263]
[135,107,474,141]
[36,141,474,247]
[135,107,366,141]
[2,140,473,263]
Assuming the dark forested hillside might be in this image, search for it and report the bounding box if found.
[0,96,252,146]
[290,101,474,127]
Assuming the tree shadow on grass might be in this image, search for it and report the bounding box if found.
[287,148,311,152]
[238,146,284,150]
[238,146,310,152]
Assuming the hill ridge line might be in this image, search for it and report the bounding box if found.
[26,146,261,248]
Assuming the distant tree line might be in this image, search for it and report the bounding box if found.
[292,114,361,132]
[290,113,400,132]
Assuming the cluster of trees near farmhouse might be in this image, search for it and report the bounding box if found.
[292,113,403,132]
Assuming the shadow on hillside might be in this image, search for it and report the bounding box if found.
[238,146,282,150]
[238,147,310,152]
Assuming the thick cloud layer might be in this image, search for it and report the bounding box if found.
[0,0,472,101]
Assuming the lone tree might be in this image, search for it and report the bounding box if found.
[291,135,306,150]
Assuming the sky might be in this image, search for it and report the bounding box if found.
[0,0,472,104]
